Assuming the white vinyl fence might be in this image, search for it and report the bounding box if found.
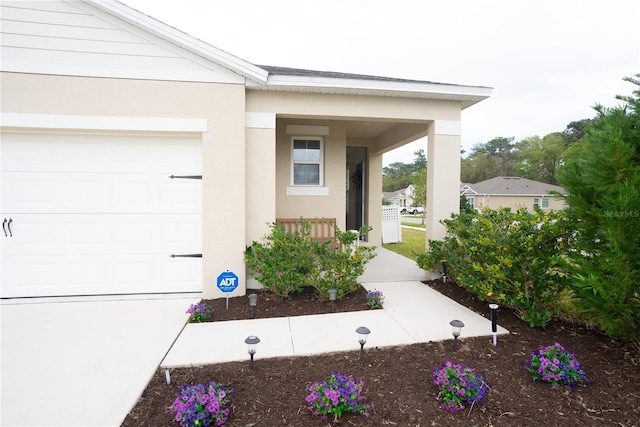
[381,206,402,243]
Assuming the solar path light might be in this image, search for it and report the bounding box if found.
[489,304,499,346]
[356,326,370,361]
[244,335,260,370]
[328,289,337,313]
[442,260,447,283]
[248,293,258,319]
[449,319,465,351]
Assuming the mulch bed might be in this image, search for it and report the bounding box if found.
[122,280,640,427]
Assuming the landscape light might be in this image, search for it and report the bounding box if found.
[449,319,465,351]
[356,326,370,360]
[244,335,260,370]
[489,304,499,346]
[248,294,258,319]
[442,261,447,283]
[328,289,337,313]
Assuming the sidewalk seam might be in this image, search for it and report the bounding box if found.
[288,317,296,355]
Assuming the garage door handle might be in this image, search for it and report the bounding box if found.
[2,218,11,237]
[169,175,202,180]
[170,253,202,258]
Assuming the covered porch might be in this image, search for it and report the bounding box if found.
[244,72,491,249]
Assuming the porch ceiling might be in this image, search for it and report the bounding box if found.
[280,116,429,155]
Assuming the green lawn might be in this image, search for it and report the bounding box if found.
[382,227,426,262]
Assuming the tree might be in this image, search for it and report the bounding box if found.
[515,133,567,184]
[382,161,414,191]
[460,137,518,183]
[563,118,595,144]
[382,149,427,192]
[556,74,640,344]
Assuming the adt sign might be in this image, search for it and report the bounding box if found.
[216,271,239,293]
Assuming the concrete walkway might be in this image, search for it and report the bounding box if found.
[162,248,508,367]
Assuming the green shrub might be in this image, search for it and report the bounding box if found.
[244,222,319,297]
[244,221,376,299]
[417,207,574,326]
[556,75,640,344]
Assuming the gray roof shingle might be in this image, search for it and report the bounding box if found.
[258,65,485,89]
[467,177,567,196]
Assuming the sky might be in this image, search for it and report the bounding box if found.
[121,0,639,166]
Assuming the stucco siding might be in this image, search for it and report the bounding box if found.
[473,195,566,212]
[275,120,346,230]
[1,72,247,299]
[247,91,460,121]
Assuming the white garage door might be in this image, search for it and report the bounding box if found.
[1,132,202,298]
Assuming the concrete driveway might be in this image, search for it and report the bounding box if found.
[1,297,197,427]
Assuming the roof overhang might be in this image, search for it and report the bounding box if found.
[247,73,492,109]
[81,1,492,107]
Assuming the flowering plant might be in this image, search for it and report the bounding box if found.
[365,289,384,309]
[305,372,373,422]
[526,342,589,390]
[186,302,214,323]
[167,381,232,427]
[432,361,489,411]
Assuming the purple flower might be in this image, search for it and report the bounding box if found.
[365,289,385,309]
[167,381,232,426]
[305,372,373,422]
[432,361,490,411]
[186,302,214,323]
[525,342,589,390]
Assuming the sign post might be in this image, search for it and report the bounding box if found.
[217,271,239,309]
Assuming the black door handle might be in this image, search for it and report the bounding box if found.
[7,218,12,237]
[2,218,6,237]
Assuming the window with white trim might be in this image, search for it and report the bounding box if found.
[466,196,475,209]
[291,137,323,186]
[533,197,550,208]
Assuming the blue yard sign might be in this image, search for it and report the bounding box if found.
[217,271,239,293]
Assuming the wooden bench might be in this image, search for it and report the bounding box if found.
[275,217,337,244]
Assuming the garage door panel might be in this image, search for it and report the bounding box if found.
[2,132,202,175]
[1,253,201,298]
[1,130,203,298]
[2,172,201,214]
[2,214,201,256]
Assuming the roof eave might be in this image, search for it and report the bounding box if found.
[247,75,492,106]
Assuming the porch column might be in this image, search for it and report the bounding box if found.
[245,112,276,288]
[425,120,461,246]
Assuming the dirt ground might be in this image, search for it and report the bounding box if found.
[122,281,639,427]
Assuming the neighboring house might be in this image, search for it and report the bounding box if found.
[383,185,415,208]
[461,177,567,213]
[0,0,491,299]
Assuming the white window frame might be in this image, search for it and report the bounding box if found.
[466,196,475,209]
[534,197,550,209]
[290,136,324,187]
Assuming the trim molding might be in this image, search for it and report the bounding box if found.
[0,113,207,132]
[286,125,329,136]
[286,186,330,196]
[245,112,276,129]
[434,120,461,136]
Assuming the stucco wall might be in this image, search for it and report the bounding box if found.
[472,195,567,212]
[1,72,247,299]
